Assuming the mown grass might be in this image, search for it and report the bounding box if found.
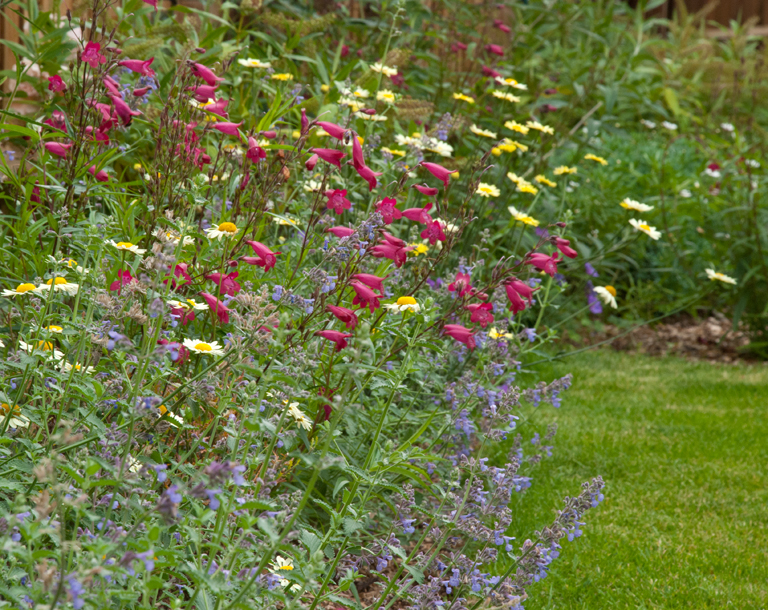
[498,350,768,609]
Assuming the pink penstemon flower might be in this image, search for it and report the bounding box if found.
[327,305,358,330]
[325,189,351,215]
[315,330,353,352]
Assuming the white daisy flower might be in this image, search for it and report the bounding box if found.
[640,119,656,129]
[59,361,95,374]
[384,296,421,313]
[2,283,38,297]
[661,121,677,131]
[492,90,521,103]
[495,77,527,89]
[34,277,79,296]
[182,339,226,356]
[679,189,692,198]
[60,258,88,274]
[525,120,554,135]
[358,113,387,122]
[470,124,498,139]
[18,339,65,361]
[165,232,196,246]
[488,327,514,340]
[158,404,184,426]
[168,299,208,311]
[620,198,654,212]
[593,286,618,309]
[424,140,453,157]
[205,222,239,241]
[376,89,397,103]
[745,159,760,168]
[237,58,272,69]
[705,269,736,285]
[476,183,500,198]
[108,240,147,255]
[303,180,323,193]
[720,122,734,132]
[629,218,661,240]
[287,403,312,430]
[371,62,397,77]
[1,403,29,429]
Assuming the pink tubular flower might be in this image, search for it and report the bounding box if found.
[327,305,358,330]
[244,240,280,271]
[316,121,347,140]
[376,197,401,224]
[493,19,511,33]
[370,243,410,268]
[305,154,318,171]
[554,237,578,259]
[326,226,355,238]
[205,98,229,118]
[467,302,494,328]
[450,41,468,52]
[315,329,353,352]
[43,111,67,132]
[482,65,501,78]
[352,273,386,292]
[402,203,433,225]
[443,324,476,350]
[382,232,406,248]
[191,84,217,102]
[157,339,189,365]
[246,137,266,162]
[170,305,196,326]
[199,292,230,324]
[527,252,561,276]
[48,75,66,93]
[420,161,455,187]
[133,86,150,97]
[103,76,121,96]
[191,63,224,86]
[505,279,536,314]
[110,95,141,126]
[88,166,109,182]
[325,189,351,215]
[351,136,365,170]
[204,271,241,296]
[109,269,134,294]
[166,263,192,289]
[350,281,381,313]
[142,0,158,9]
[44,141,72,158]
[485,44,504,56]
[311,148,346,168]
[260,130,276,140]
[30,182,41,204]
[412,184,439,197]
[212,121,243,136]
[118,57,155,76]
[448,272,473,297]
[420,220,447,245]
[81,42,106,69]
[300,108,309,135]
[355,163,381,192]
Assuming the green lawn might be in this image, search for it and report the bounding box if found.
[501,350,768,609]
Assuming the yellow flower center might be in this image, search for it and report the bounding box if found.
[37,341,54,350]
[194,342,213,352]
[278,565,293,571]
[16,283,36,293]
[159,405,168,415]
[46,277,67,286]
[64,259,78,268]
[186,299,198,308]
[605,286,617,297]
[47,325,63,332]
[217,222,238,233]
[0,403,21,416]
[396,296,417,306]
[639,224,651,231]
[116,242,134,249]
